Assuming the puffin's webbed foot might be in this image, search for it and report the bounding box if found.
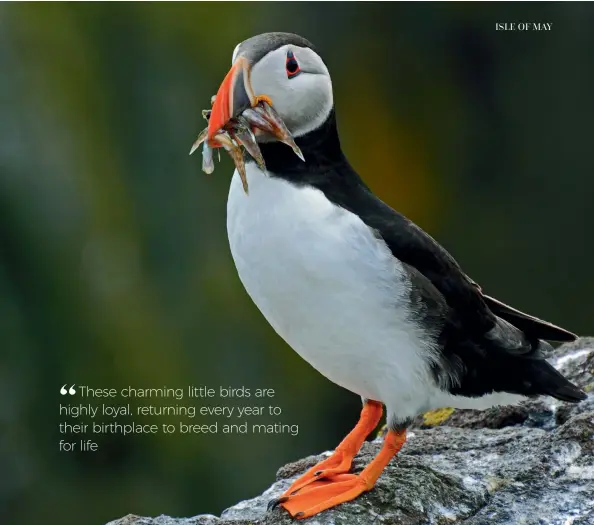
[279,429,406,519]
[281,401,382,497]
[280,474,368,519]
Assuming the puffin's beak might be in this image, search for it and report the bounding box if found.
[208,57,256,142]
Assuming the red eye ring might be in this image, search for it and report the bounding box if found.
[286,50,301,79]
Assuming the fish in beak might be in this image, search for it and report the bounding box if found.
[190,58,305,194]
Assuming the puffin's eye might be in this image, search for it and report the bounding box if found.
[286,50,301,79]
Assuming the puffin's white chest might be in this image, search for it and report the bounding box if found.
[226,164,435,416]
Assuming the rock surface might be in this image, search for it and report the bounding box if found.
[106,339,594,525]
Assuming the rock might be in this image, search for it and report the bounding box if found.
[105,339,594,525]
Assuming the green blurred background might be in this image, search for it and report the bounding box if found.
[1,3,593,525]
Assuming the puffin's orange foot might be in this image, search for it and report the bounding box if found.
[278,401,383,497]
[280,474,369,519]
[270,429,407,519]
[266,453,354,513]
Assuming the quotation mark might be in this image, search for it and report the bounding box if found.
[60,384,77,395]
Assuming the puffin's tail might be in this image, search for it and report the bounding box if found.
[447,309,585,402]
[480,319,586,402]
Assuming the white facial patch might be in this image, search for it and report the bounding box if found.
[249,44,334,138]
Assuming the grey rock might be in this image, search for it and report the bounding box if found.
[106,340,594,525]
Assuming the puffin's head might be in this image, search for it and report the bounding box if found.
[207,32,333,142]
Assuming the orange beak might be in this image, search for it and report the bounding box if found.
[207,57,256,143]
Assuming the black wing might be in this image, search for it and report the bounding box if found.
[327,172,576,343]
[482,294,576,342]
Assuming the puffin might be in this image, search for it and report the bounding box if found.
[204,32,586,519]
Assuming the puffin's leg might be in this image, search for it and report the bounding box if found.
[280,428,406,519]
[278,400,383,498]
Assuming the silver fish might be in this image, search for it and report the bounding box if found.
[189,127,208,156]
[214,132,249,194]
[244,101,305,162]
[202,141,214,174]
[191,96,302,192]
[242,107,276,135]
[229,115,266,172]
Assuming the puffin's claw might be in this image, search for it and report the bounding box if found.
[267,496,288,511]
